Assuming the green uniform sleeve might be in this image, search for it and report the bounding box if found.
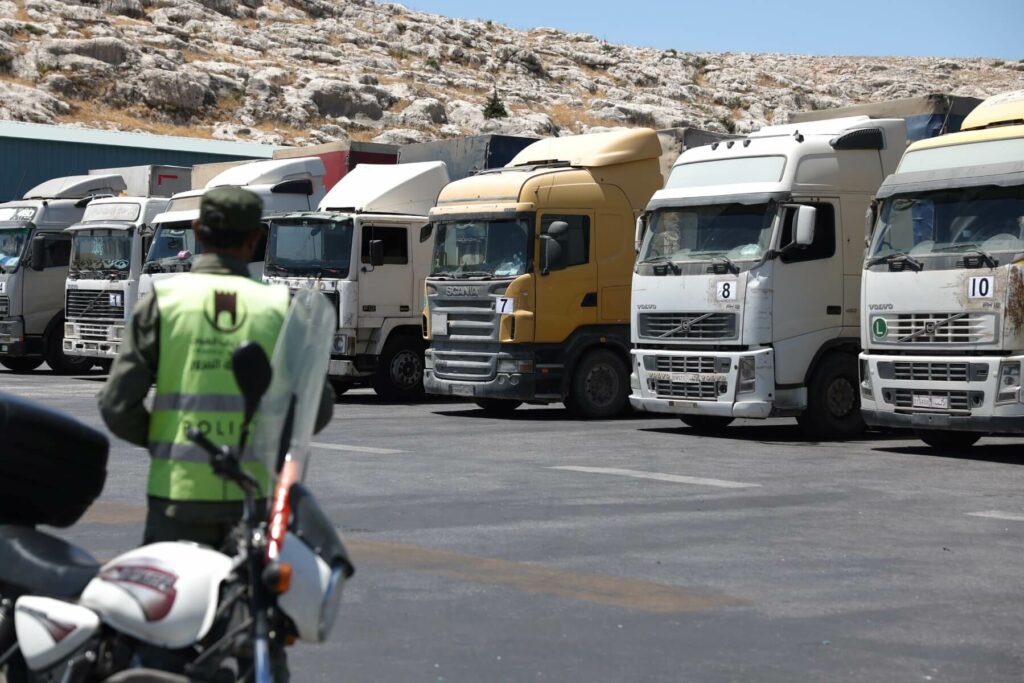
[97,292,160,448]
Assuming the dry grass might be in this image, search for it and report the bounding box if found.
[182,48,240,65]
[0,72,37,88]
[545,102,618,131]
[347,129,379,142]
[59,99,216,139]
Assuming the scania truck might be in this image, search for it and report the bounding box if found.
[629,116,906,438]
[0,173,127,373]
[139,157,327,299]
[859,91,1024,449]
[264,161,450,400]
[422,129,665,418]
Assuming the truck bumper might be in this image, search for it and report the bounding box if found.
[423,347,555,402]
[860,352,1024,435]
[0,318,30,357]
[62,322,124,359]
[629,347,775,419]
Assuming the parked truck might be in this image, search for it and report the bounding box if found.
[264,161,450,399]
[0,174,127,373]
[859,90,1024,449]
[139,157,327,300]
[62,165,191,364]
[422,129,666,418]
[629,116,908,438]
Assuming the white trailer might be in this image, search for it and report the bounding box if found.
[860,91,1024,449]
[139,157,327,300]
[264,161,450,399]
[630,116,905,438]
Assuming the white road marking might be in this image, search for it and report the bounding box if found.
[967,510,1024,522]
[549,466,760,489]
[312,442,405,455]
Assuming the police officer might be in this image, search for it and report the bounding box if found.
[98,186,332,548]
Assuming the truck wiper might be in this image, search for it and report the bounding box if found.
[932,244,999,267]
[865,251,923,271]
[710,255,739,274]
[452,271,493,279]
[638,255,681,274]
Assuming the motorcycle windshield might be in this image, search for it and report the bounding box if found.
[251,288,336,483]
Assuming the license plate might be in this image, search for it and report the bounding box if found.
[912,395,949,410]
[452,384,474,397]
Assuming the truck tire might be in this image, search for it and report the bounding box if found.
[565,348,629,419]
[680,415,734,432]
[475,399,522,414]
[372,333,424,402]
[43,329,93,375]
[917,430,982,451]
[0,357,43,373]
[329,379,351,397]
[796,352,866,440]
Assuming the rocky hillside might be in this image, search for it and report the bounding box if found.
[1,0,1023,146]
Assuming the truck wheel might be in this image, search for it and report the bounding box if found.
[329,379,351,397]
[796,352,866,440]
[372,334,424,402]
[0,357,43,373]
[43,329,93,375]
[475,399,523,414]
[917,430,982,451]
[565,348,629,419]
[680,415,734,432]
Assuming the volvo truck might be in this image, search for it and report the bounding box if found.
[859,91,1024,449]
[0,173,127,373]
[629,117,907,438]
[139,157,327,299]
[264,161,450,400]
[422,129,665,418]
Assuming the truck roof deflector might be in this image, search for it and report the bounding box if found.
[830,128,885,151]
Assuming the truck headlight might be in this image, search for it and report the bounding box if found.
[996,361,1021,404]
[331,333,351,355]
[111,325,125,341]
[859,358,872,399]
[497,358,533,373]
[64,323,75,337]
[642,355,656,371]
[738,356,755,393]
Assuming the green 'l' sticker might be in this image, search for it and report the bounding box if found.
[872,317,888,338]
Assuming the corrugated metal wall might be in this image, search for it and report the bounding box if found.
[0,139,265,201]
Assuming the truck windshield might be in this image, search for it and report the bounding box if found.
[0,226,30,273]
[144,220,200,273]
[70,229,131,277]
[639,203,776,264]
[870,185,1024,260]
[431,219,530,279]
[266,217,354,278]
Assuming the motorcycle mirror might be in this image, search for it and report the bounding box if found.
[232,341,273,427]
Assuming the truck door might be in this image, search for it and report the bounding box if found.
[358,223,412,322]
[771,201,844,385]
[534,212,597,343]
[24,230,71,334]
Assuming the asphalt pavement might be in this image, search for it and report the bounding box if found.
[3,368,1024,682]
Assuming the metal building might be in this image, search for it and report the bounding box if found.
[0,120,279,200]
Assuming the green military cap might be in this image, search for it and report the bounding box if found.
[199,186,264,233]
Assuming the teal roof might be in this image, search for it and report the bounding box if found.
[0,120,279,158]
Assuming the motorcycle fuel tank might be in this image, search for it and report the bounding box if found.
[79,542,233,649]
[15,596,100,672]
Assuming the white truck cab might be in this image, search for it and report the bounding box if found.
[860,91,1024,449]
[139,157,327,299]
[264,161,450,399]
[630,116,906,438]
[0,174,127,373]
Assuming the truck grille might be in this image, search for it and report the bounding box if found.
[892,361,970,382]
[652,380,719,401]
[893,389,974,414]
[77,323,111,341]
[432,350,496,381]
[66,289,124,321]
[639,312,737,340]
[877,313,993,344]
[653,355,718,374]
[0,295,8,317]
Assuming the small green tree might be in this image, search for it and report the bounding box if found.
[483,88,508,119]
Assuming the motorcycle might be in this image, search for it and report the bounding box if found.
[0,289,353,682]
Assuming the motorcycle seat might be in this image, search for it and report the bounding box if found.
[0,526,100,598]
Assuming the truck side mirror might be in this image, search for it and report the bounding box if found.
[794,205,817,247]
[419,223,433,243]
[540,236,564,275]
[29,235,47,271]
[634,215,646,253]
[369,239,385,267]
[864,200,878,246]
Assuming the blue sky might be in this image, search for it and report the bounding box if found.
[403,1,1023,59]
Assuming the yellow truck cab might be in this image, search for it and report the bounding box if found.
[422,129,664,418]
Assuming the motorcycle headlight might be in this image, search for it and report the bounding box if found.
[860,358,873,399]
[996,361,1021,404]
[738,356,755,394]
